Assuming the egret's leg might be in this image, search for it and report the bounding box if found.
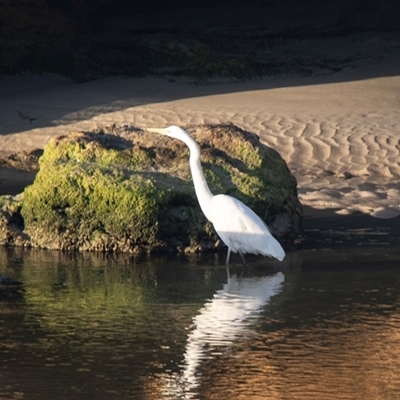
[226,265,231,282]
[225,248,231,265]
[238,250,247,278]
[238,250,247,268]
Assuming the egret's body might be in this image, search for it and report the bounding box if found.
[148,126,285,264]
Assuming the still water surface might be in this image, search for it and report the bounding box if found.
[1,244,400,400]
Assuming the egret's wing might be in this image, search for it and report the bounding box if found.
[210,195,285,260]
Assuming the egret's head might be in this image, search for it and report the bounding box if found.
[147,125,189,141]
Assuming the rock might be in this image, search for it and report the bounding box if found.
[0,194,30,247]
[0,149,42,171]
[1,123,302,253]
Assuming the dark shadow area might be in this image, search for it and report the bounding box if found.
[297,206,400,249]
[1,1,399,78]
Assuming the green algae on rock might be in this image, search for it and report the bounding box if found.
[3,124,302,253]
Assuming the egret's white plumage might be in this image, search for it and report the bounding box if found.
[147,126,285,264]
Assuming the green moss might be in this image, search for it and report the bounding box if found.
[23,166,162,245]
[235,143,263,169]
[21,134,168,250]
[39,135,152,171]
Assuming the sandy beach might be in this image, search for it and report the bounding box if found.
[1,32,400,224]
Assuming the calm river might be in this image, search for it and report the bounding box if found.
[1,236,400,399]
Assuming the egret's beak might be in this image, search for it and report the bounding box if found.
[146,128,166,134]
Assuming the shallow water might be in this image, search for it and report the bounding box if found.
[1,244,400,400]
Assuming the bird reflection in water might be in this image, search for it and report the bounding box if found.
[179,270,284,398]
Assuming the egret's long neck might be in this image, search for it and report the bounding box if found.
[184,136,214,221]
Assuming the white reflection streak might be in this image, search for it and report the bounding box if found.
[182,271,284,397]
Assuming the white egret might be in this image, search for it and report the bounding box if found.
[147,126,285,265]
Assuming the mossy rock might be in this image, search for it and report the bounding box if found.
[3,123,302,253]
[0,194,29,247]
